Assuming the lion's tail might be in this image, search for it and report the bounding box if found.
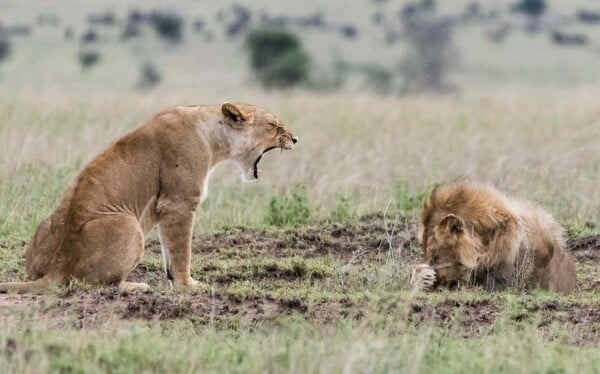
[0,277,55,294]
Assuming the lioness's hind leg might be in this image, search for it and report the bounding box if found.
[69,214,145,286]
[0,277,59,294]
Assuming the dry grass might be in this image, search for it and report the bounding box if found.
[0,90,598,239]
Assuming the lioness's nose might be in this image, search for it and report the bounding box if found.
[292,136,298,144]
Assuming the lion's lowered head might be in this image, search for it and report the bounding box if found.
[419,182,494,288]
[421,212,485,288]
[221,102,297,181]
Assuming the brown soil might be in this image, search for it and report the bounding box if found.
[0,216,598,345]
[177,213,421,262]
[569,235,600,261]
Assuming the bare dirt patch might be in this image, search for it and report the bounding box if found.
[570,235,600,261]
[407,299,498,334]
[149,213,423,262]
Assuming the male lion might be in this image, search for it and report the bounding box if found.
[411,180,576,294]
[0,103,297,293]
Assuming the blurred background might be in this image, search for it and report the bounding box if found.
[3,0,600,94]
[0,0,598,238]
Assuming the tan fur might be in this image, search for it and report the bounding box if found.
[413,180,576,294]
[0,103,297,293]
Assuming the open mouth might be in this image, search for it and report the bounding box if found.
[253,146,278,178]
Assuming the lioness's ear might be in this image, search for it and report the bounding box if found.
[441,214,463,235]
[221,102,247,124]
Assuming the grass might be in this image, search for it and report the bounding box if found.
[1,317,600,373]
[0,0,599,372]
[1,212,598,372]
[1,92,598,241]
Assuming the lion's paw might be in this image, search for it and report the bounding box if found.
[410,264,436,292]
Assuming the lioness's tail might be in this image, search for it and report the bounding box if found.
[0,278,55,294]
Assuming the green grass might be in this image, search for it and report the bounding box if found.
[264,186,313,227]
[1,212,598,372]
[1,314,599,373]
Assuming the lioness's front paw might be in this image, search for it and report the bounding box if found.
[173,277,198,287]
[410,264,436,291]
[172,277,208,291]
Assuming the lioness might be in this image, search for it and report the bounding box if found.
[0,103,297,293]
[411,180,576,294]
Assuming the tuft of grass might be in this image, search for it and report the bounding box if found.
[394,180,427,213]
[565,220,598,238]
[1,318,600,373]
[264,186,312,227]
[330,195,358,221]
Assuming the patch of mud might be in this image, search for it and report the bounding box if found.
[2,290,599,345]
[407,299,498,335]
[569,235,600,262]
[145,213,423,263]
[528,302,600,346]
[530,302,600,325]
[143,217,600,268]
[121,292,294,323]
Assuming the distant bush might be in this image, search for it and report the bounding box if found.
[64,27,74,41]
[80,29,98,44]
[486,22,511,44]
[149,10,184,43]
[136,62,162,90]
[0,37,11,63]
[2,25,31,37]
[225,4,252,37]
[360,64,394,94]
[78,50,100,71]
[513,0,546,18]
[401,0,436,20]
[264,187,311,226]
[400,10,457,93]
[245,28,310,88]
[310,59,349,91]
[551,31,588,46]
[192,18,205,32]
[121,23,140,41]
[340,25,358,39]
[121,9,145,41]
[577,9,600,24]
[87,11,117,27]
